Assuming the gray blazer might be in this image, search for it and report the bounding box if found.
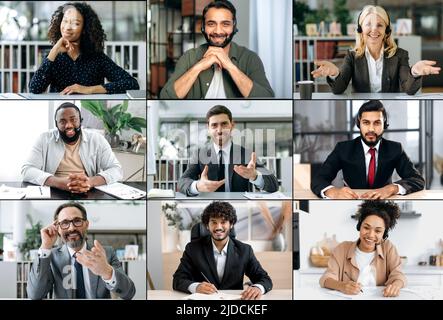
[178,143,279,196]
[326,48,422,95]
[27,244,136,300]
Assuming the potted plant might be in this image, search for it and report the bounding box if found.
[18,215,43,261]
[162,202,200,251]
[80,100,147,148]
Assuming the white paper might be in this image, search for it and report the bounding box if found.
[0,185,26,199]
[95,183,146,199]
[147,188,175,198]
[24,186,51,199]
[243,191,290,199]
[184,292,242,300]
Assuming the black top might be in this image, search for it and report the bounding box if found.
[29,52,139,94]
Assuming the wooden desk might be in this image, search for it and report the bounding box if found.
[294,189,443,200]
[2,181,146,200]
[148,289,292,300]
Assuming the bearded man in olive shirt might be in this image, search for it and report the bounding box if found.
[160,0,274,99]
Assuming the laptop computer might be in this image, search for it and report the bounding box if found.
[126,90,146,100]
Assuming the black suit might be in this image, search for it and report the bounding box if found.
[173,235,273,293]
[178,143,279,195]
[311,137,425,197]
[326,48,422,95]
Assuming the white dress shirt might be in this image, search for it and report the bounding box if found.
[38,243,117,298]
[365,46,384,93]
[190,140,264,195]
[320,139,405,197]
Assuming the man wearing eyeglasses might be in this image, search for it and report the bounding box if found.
[27,202,136,299]
[21,102,122,194]
[159,0,274,99]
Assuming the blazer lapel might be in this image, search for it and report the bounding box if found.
[352,138,367,187]
[355,56,371,92]
[86,243,99,298]
[57,245,74,299]
[220,239,236,287]
[204,237,221,287]
[382,53,397,91]
[206,144,219,181]
[374,139,386,186]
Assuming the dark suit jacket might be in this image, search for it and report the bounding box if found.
[173,235,273,293]
[311,137,425,197]
[326,48,422,95]
[178,143,279,195]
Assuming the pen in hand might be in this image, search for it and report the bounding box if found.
[344,271,363,293]
[201,271,218,293]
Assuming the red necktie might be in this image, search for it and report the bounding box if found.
[368,147,376,187]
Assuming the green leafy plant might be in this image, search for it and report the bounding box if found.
[18,215,42,260]
[162,202,200,231]
[80,100,146,136]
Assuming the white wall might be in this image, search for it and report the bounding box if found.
[299,200,443,269]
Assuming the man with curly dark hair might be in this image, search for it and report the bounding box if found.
[29,2,139,94]
[320,200,406,298]
[173,201,273,300]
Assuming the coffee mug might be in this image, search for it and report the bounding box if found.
[297,80,314,99]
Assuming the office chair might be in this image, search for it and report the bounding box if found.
[190,222,236,241]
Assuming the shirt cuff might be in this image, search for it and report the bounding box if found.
[188,282,200,294]
[394,183,407,195]
[38,248,52,258]
[250,171,265,189]
[320,185,334,199]
[252,284,266,294]
[189,181,200,195]
[102,268,117,289]
[328,73,339,80]
[410,68,421,78]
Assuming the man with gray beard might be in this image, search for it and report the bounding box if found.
[27,202,135,299]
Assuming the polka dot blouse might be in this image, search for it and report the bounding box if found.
[29,52,140,94]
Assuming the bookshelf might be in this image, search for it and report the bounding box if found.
[149,0,208,98]
[294,35,421,93]
[0,41,146,93]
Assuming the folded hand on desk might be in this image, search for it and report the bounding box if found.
[325,187,359,199]
[360,184,398,200]
[241,285,262,300]
[383,282,402,297]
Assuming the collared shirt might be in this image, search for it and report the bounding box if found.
[319,240,407,288]
[38,243,117,298]
[189,140,264,195]
[320,139,405,197]
[160,42,275,99]
[365,46,384,93]
[29,52,139,94]
[22,128,123,186]
[205,68,227,98]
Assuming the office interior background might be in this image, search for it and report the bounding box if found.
[147,200,292,294]
[0,200,146,299]
[0,1,147,92]
[294,0,443,92]
[148,0,292,98]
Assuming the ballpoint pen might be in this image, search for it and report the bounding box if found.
[344,271,363,293]
[201,271,218,293]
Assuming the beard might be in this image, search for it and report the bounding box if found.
[211,227,230,242]
[360,130,383,147]
[203,31,235,48]
[59,126,81,144]
[62,230,85,249]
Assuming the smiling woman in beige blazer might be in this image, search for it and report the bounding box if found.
[311,5,440,95]
[319,200,406,297]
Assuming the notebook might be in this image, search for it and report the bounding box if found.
[126,90,147,99]
[184,292,242,300]
[95,183,146,199]
[0,185,51,199]
[147,188,175,198]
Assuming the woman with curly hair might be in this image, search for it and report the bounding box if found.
[320,200,406,297]
[29,2,139,94]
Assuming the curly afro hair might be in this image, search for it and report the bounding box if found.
[356,200,400,237]
[201,201,237,226]
[48,2,106,55]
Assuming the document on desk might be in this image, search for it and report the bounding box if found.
[184,292,242,300]
[24,186,51,199]
[95,183,146,199]
[0,185,26,199]
[147,188,175,198]
[243,191,291,199]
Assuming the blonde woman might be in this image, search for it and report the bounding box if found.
[311,5,440,95]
